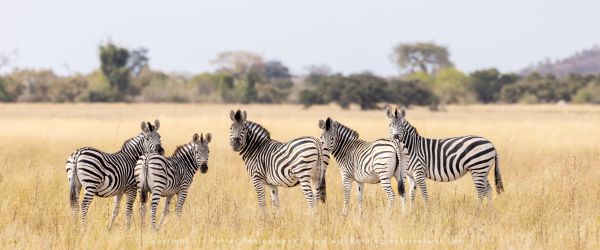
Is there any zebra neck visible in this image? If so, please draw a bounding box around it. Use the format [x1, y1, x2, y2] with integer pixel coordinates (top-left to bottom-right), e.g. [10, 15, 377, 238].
[402, 122, 424, 156]
[239, 122, 272, 160]
[332, 138, 360, 159]
[171, 144, 199, 173]
[116, 134, 144, 159]
[332, 123, 359, 157]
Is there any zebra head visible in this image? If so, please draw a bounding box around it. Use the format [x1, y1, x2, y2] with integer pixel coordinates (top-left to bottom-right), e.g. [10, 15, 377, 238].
[192, 133, 211, 174]
[229, 109, 248, 152]
[318, 117, 339, 152]
[141, 119, 164, 155]
[386, 106, 406, 142]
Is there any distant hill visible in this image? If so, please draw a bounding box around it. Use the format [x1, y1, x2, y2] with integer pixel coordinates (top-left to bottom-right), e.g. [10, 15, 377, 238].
[521, 46, 600, 77]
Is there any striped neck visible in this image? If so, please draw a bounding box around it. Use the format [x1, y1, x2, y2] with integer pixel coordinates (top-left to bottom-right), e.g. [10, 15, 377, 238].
[171, 143, 199, 172]
[401, 120, 423, 156]
[240, 121, 272, 160]
[117, 134, 144, 158]
[331, 122, 359, 157]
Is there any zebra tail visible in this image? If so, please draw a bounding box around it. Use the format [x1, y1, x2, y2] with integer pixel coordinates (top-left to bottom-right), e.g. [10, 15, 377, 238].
[494, 154, 504, 194]
[393, 140, 406, 197]
[140, 158, 150, 204]
[315, 138, 327, 203]
[69, 153, 80, 207]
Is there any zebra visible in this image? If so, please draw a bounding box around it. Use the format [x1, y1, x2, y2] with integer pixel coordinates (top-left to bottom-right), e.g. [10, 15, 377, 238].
[318, 117, 408, 215]
[229, 109, 329, 211]
[66, 120, 163, 229]
[135, 133, 211, 230]
[385, 107, 504, 209]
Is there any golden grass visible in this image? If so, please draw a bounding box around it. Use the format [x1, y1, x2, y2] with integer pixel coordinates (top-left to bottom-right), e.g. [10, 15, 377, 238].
[0, 103, 598, 249]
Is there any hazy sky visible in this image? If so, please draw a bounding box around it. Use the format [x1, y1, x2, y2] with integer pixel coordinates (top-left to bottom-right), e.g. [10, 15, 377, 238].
[1, 0, 599, 76]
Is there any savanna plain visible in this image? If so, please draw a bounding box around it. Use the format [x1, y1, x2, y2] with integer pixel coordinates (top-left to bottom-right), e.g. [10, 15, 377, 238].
[0, 104, 598, 249]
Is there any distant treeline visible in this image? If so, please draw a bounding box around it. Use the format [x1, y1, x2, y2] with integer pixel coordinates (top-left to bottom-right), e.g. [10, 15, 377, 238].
[1, 42, 599, 109]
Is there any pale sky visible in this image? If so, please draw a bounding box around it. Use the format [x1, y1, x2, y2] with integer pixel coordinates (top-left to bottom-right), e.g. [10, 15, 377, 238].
[1, 0, 599, 76]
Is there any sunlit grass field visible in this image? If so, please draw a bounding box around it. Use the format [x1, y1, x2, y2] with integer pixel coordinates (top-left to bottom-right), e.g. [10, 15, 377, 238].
[0, 104, 598, 249]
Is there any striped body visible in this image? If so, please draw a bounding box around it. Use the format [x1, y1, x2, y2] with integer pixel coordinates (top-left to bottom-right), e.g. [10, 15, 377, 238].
[405, 136, 495, 182]
[386, 107, 503, 208]
[67, 142, 141, 196]
[319, 118, 407, 214]
[229, 110, 329, 211]
[66, 121, 162, 229]
[136, 134, 210, 230]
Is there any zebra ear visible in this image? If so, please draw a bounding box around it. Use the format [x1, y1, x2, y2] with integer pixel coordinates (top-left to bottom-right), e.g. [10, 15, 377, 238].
[325, 117, 332, 130]
[386, 106, 394, 118]
[400, 107, 406, 118]
[318, 120, 325, 129]
[205, 133, 212, 143]
[147, 122, 154, 132]
[230, 110, 236, 121]
[154, 119, 160, 131]
[141, 121, 149, 133]
[233, 109, 245, 122]
[193, 133, 200, 142]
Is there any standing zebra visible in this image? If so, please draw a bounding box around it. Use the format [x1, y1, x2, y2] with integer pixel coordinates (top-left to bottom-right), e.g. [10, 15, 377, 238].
[66, 120, 163, 229]
[318, 118, 408, 214]
[385, 107, 504, 208]
[136, 133, 211, 230]
[229, 109, 329, 211]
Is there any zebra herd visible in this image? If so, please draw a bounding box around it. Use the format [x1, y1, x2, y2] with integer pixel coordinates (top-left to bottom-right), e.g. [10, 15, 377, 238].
[65, 107, 504, 230]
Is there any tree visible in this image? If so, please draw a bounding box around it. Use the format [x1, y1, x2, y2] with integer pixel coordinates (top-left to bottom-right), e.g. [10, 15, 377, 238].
[387, 78, 437, 107]
[470, 68, 519, 103]
[127, 48, 149, 77]
[211, 51, 265, 77]
[99, 42, 130, 101]
[0, 49, 17, 72]
[265, 60, 291, 79]
[433, 68, 474, 104]
[391, 42, 453, 75]
[345, 72, 390, 110]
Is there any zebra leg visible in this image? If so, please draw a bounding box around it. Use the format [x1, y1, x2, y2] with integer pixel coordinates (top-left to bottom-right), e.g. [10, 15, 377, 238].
[342, 176, 353, 215]
[107, 193, 123, 231]
[175, 190, 188, 217]
[124, 188, 137, 230]
[80, 187, 97, 226]
[407, 175, 416, 212]
[485, 178, 493, 206]
[299, 178, 315, 212]
[252, 177, 267, 210]
[268, 184, 279, 210]
[150, 192, 161, 230]
[158, 195, 173, 229]
[380, 178, 396, 213]
[356, 182, 364, 214]
[414, 172, 429, 207]
[471, 171, 488, 206]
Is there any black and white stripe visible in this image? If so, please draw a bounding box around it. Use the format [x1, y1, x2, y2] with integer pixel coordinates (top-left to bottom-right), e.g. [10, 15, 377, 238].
[136, 133, 211, 230]
[66, 120, 163, 229]
[318, 118, 408, 214]
[229, 110, 329, 211]
[386, 107, 504, 208]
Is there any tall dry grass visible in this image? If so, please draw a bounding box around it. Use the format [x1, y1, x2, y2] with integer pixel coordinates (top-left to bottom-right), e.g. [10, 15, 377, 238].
[0, 104, 598, 249]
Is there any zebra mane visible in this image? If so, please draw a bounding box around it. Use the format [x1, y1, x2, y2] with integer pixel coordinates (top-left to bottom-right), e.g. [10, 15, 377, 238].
[246, 121, 271, 141]
[119, 134, 144, 154]
[334, 121, 359, 140]
[172, 142, 194, 157]
[403, 119, 419, 136]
